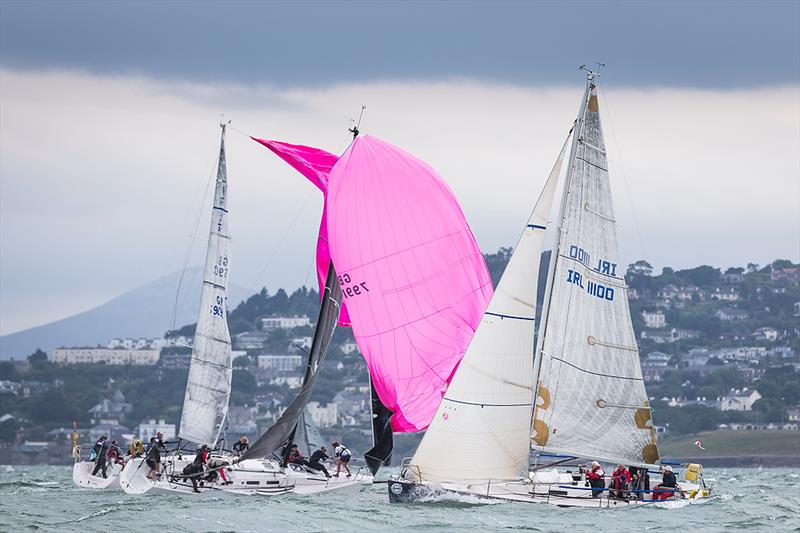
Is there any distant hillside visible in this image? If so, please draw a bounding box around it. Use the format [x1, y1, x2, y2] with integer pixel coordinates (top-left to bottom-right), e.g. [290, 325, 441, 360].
[659, 430, 800, 458]
[0, 268, 253, 360]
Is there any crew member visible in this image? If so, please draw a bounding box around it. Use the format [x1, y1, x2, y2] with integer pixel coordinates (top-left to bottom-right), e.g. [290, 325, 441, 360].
[653, 465, 680, 501]
[610, 464, 631, 499]
[232, 436, 249, 456]
[332, 441, 352, 478]
[584, 461, 606, 497]
[308, 446, 331, 478]
[145, 437, 162, 480]
[183, 444, 209, 493]
[91, 436, 110, 478]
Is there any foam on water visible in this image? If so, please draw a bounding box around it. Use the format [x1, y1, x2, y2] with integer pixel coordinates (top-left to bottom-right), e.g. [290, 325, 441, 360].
[1, 466, 798, 532]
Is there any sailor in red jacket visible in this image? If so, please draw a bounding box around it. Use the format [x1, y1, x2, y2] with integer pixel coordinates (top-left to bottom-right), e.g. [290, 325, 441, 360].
[611, 464, 631, 499]
[584, 461, 606, 498]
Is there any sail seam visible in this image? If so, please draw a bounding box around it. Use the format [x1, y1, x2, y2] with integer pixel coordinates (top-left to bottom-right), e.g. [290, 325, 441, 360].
[485, 312, 535, 322]
[443, 397, 531, 408]
[547, 354, 643, 381]
[526, 224, 547, 230]
[576, 156, 608, 172]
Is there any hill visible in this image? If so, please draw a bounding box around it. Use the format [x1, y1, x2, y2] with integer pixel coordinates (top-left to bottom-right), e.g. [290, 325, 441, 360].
[0, 268, 253, 359]
[659, 430, 800, 458]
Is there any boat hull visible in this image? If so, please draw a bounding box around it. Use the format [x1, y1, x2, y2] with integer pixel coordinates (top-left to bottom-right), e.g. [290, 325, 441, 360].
[72, 461, 122, 489]
[387, 477, 710, 507]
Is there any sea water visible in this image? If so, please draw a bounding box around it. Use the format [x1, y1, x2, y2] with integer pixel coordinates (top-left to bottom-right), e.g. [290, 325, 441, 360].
[1, 465, 798, 532]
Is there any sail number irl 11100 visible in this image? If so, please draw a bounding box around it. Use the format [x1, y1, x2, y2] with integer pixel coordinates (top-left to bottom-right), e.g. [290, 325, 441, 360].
[565, 245, 616, 302]
[338, 273, 370, 299]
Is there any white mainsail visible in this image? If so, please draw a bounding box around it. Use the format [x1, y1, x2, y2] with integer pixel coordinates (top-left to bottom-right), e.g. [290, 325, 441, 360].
[407, 135, 571, 484]
[179, 125, 233, 446]
[531, 78, 659, 466]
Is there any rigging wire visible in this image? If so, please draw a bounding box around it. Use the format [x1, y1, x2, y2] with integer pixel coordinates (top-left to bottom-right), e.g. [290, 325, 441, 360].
[170, 155, 218, 332]
[596, 80, 649, 262]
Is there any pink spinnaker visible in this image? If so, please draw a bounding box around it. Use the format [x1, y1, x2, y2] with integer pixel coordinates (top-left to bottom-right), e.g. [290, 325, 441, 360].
[251, 137, 352, 326]
[254, 135, 492, 432]
[327, 136, 492, 432]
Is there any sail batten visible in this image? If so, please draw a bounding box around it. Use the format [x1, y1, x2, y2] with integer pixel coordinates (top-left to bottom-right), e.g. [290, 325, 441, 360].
[179, 126, 233, 447]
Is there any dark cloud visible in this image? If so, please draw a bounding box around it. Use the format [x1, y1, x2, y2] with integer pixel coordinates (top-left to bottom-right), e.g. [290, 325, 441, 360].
[1, 0, 798, 88]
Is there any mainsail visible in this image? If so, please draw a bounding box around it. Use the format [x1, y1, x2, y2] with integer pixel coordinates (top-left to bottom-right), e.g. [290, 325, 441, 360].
[241, 263, 342, 460]
[179, 125, 233, 446]
[531, 77, 659, 466]
[326, 135, 494, 432]
[407, 133, 571, 484]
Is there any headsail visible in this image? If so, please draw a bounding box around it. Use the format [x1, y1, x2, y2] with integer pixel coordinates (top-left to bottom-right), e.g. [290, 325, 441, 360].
[294, 410, 326, 454]
[326, 135, 494, 432]
[407, 133, 571, 484]
[241, 263, 342, 460]
[250, 138, 352, 326]
[532, 78, 659, 466]
[179, 125, 233, 446]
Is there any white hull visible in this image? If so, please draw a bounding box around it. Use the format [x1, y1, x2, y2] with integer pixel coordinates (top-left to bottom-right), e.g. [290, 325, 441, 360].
[120, 455, 372, 496]
[389, 469, 710, 507]
[72, 460, 122, 489]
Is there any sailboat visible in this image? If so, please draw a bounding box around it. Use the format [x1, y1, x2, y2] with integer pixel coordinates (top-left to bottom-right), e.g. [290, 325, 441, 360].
[120, 123, 234, 495]
[255, 131, 493, 476]
[222, 262, 374, 496]
[387, 69, 711, 507]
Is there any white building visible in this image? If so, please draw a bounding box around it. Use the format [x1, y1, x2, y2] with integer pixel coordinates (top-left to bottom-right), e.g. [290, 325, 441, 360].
[719, 389, 762, 411]
[270, 376, 303, 389]
[751, 327, 779, 342]
[306, 401, 338, 428]
[138, 419, 176, 441]
[340, 341, 360, 355]
[258, 355, 303, 371]
[641, 310, 666, 329]
[260, 316, 312, 331]
[291, 337, 313, 350]
[53, 348, 159, 366]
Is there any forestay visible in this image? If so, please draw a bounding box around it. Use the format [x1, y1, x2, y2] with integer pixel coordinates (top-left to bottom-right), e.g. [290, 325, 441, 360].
[532, 80, 659, 466]
[326, 136, 494, 432]
[250, 138, 352, 326]
[408, 133, 570, 484]
[241, 264, 342, 460]
[179, 126, 233, 446]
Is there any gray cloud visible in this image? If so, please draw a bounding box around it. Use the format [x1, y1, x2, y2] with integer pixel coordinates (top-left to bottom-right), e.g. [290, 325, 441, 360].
[1, 69, 798, 335]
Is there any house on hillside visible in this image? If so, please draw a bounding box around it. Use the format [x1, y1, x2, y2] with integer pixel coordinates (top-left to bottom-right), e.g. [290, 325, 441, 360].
[641, 310, 666, 329]
[234, 331, 268, 350]
[716, 308, 749, 321]
[752, 327, 779, 342]
[260, 316, 312, 331]
[719, 389, 762, 411]
[710, 287, 740, 302]
[721, 272, 745, 284]
[771, 266, 800, 283]
[88, 390, 132, 425]
[138, 419, 175, 441]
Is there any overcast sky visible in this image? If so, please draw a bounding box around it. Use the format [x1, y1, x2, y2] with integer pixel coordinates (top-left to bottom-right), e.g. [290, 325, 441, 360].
[1, 1, 798, 335]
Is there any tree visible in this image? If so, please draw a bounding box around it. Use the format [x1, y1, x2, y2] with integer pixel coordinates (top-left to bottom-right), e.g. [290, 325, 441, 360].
[628, 260, 653, 277]
[725, 267, 744, 275]
[27, 349, 49, 370]
[746, 262, 759, 274]
[233, 355, 252, 368]
[675, 265, 720, 286]
[771, 259, 794, 269]
[0, 362, 15, 380]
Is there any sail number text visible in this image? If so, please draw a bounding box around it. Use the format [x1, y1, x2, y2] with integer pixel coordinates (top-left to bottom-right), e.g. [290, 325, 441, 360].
[213, 256, 229, 278]
[566, 245, 616, 302]
[338, 273, 370, 299]
[210, 295, 226, 317]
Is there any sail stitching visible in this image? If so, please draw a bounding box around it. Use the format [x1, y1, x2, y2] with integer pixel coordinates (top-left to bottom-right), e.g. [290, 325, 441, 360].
[485, 311, 535, 321]
[547, 354, 643, 381]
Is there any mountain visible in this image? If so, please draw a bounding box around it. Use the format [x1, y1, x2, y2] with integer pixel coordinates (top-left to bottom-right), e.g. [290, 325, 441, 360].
[0, 268, 253, 360]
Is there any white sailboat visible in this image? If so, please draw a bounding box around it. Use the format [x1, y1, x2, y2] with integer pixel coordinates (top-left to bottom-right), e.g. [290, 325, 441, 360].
[121, 123, 233, 495]
[388, 69, 710, 507]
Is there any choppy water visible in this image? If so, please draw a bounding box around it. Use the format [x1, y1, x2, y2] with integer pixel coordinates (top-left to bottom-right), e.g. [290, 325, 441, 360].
[0, 465, 798, 532]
